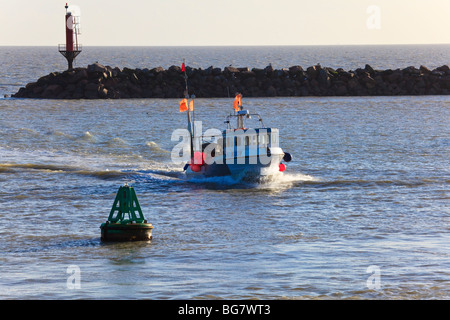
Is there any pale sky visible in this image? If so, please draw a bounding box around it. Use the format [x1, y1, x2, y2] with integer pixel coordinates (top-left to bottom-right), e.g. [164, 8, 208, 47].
[0, 0, 449, 46]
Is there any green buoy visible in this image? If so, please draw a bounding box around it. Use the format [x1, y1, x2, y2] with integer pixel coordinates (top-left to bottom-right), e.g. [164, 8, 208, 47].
[100, 184, 153, 241]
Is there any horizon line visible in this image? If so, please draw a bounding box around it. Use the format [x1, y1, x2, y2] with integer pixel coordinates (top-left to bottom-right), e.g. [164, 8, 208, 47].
[1, 42, 450, 47]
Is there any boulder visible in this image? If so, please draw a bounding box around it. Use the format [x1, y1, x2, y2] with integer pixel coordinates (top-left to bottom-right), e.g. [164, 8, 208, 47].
[335, 85, 348, 96]
[266, 86, 277, 97]
[365, 64, 375, 74]
[361, 74, 377, 89]
[98, 87, 108, 98]
[318, 69, 331, 87]
[224, 66, 240, 74]
[341, 70, 355, 80]
[85, 82, 99, 92]
[289, 65, 303, 75]
[212, 67, 222, 75]
[240, 70, 256, 79]
[87, 62, 108, 73]
[419, 65, 431, 74]
[84, 90, 99, 99]
[347, 78, 361, 90]
[25, 82, 37, 90]
[402, 66, 420, 75]
[42, 84, 63, 98]
[306, 65, 320, 79]
[168, 65, 182, 73]
[387, 70, 403, 82]
[264, 65, 274, 74]
[436, 65, 450, 73]
[32, 86, 44, 95]
[68, 69, 88, 83]
[151, 67, 165, 74]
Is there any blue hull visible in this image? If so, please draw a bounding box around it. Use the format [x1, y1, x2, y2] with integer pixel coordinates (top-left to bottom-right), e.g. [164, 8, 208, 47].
[185, 155, 283, 181]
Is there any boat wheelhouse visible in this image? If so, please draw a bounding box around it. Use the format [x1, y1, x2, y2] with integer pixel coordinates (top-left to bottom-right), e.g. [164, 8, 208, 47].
[182, 94, 291, 181]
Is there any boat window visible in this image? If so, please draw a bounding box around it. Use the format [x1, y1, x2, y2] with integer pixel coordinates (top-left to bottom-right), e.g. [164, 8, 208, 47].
[227, 137, 233, 148]
[258, 134, 267, 146]
[267, 133, 271, 145]
[251, 135, 257, 145]
[272, 134, 277, 146]
[245, 136, 250, 146]
[216, 139, 223, 156]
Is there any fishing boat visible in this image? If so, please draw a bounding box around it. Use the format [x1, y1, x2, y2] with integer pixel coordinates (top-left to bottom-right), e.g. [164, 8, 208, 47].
[180, 93, 292, 182]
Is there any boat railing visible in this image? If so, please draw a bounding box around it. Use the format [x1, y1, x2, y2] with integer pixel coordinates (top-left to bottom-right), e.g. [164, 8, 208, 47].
[225, 113, 265, 129]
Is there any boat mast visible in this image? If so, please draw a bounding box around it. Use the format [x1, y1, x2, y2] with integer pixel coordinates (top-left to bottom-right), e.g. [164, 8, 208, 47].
[182, 60, 194, 158]
[235, 93, 245, 129]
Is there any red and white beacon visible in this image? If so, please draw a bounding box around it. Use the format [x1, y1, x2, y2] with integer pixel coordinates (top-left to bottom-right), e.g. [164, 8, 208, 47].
[58, 3, 82, 70]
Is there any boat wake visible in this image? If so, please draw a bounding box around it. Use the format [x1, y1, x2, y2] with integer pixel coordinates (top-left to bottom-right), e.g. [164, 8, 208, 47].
[254, 171, 320, 190]
[176, 170, 319, 190]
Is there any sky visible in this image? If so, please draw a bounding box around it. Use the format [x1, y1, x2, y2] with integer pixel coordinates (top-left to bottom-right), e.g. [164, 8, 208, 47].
[0, 0, 449, 46]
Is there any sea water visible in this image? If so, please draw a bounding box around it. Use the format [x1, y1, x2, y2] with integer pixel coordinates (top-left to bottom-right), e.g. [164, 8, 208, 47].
[0, 45, 449, 299]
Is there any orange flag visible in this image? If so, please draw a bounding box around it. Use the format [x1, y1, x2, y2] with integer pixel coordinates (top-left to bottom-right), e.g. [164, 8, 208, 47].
[180, 98, 188, 112]
[189, 100, 194, 111]
[233, 94, 242, 111]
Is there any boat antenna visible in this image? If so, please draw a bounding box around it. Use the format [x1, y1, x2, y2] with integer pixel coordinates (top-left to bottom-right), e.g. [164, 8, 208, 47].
[182, 59, 189, 98]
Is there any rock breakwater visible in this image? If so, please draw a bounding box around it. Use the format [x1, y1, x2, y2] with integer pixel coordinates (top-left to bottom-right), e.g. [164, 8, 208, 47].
[12, 63, 450, 99]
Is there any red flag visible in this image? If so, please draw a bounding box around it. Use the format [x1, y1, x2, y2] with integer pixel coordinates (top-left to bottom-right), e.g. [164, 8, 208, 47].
[181, 62, 185, 72]
[189, 100, 194, 111]
[179, 98, 188, 112]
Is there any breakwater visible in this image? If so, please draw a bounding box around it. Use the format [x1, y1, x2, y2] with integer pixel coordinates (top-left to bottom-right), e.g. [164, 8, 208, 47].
[12, 63, 450, 99]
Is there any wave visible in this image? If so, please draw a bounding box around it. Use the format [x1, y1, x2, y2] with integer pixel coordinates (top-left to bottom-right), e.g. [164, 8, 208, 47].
[81, 131, 95, 142]
[294, 177, 439, 189]
[7, 236, 101, 254]
[50, 130, 74, 139]
[272, 172, 319, 184]
[145, 141, 169, 153]
[0, 163, 130, 180]
[19, 127, 40, 135]
[47, 130, 95, 142]
[0, 143, 178, 182]
[11, 128, 97, 145]
[0, 163, 78, 172]
[106, 137, 128, 146]
[131, 165, 186, 182]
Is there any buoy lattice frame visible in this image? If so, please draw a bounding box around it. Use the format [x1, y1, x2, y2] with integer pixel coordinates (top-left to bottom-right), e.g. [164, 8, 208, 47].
[108, 185, 146, 224]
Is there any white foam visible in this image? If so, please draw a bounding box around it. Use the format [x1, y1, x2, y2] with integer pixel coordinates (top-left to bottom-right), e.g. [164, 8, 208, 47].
[145, 141, 170, 154]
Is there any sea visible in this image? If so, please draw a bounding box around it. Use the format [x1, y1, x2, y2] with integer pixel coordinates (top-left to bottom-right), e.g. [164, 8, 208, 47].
[0, 45, 449, 300]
